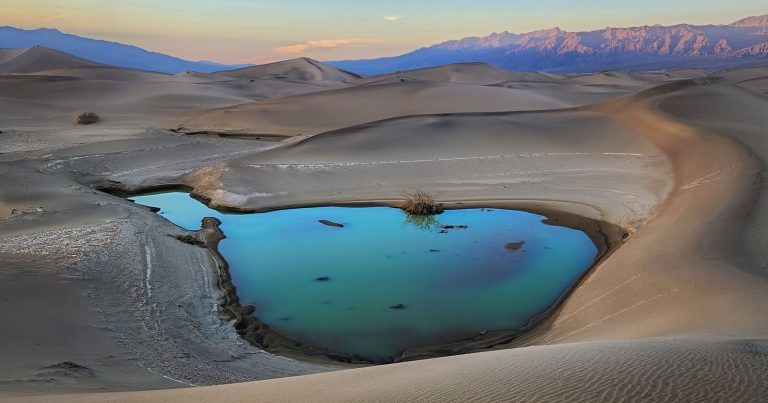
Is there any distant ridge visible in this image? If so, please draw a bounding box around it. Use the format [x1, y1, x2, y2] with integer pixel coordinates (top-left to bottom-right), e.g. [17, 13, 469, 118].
[0, 26, 248, 74]
[729, 15, 768, 27]
[331, 14, 768, 75]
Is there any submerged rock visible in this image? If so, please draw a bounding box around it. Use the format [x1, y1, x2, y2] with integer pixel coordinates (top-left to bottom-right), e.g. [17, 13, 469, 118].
[319, 219, 344, 228]
[9, 206, 46, 217]
[505, 241, 526, 251]
[389, 304, 407, 310]
[45, 361, 94, 377]
[441, 224, 468, 231]
[315, 276, 331, 282]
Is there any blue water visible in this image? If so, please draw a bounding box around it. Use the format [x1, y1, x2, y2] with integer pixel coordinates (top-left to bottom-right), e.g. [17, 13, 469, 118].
[130, 192, 597, 361]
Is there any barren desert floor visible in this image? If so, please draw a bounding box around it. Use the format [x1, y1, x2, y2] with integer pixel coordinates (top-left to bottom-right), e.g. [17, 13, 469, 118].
[1, 48, 768, 401]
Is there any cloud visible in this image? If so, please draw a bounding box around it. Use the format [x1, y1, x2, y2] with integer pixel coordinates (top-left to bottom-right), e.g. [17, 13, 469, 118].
[384, 16, 402, 22]
[272, 39, 381, 55]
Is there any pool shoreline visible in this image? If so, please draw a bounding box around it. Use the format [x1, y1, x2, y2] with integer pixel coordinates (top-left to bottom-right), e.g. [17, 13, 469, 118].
[124, 186, 627, 364]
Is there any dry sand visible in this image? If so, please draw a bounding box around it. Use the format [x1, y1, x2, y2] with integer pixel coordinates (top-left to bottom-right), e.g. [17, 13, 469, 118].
[1, 53, 767, 401]
[9, 339, 768, 403]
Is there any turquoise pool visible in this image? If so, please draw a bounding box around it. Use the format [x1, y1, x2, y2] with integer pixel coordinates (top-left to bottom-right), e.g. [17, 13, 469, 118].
[130, 192, 597, 361]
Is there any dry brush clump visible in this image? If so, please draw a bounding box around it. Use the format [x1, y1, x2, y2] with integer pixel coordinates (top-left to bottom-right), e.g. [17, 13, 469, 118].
[74, 112, 100, 125]
[401, 190, 444, 215]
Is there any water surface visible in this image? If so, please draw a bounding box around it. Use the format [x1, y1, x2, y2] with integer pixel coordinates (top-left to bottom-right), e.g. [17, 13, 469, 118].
[131, 192, 597, 361]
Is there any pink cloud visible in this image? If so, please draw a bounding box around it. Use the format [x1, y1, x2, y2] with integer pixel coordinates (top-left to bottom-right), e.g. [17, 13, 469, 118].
[272, 39, 381, 55]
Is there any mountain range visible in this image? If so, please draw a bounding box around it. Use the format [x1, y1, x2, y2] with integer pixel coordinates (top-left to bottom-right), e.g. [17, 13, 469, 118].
[331, 14, 768, 75]
[2, 14, 768, 76]
[0, 26, 247, 74]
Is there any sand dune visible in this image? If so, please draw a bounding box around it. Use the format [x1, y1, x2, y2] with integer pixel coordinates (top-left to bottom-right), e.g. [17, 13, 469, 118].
[630, 68, 711, 81]
[0, 71, 349, 130]
[560, 70, 654, 87]
[0, 46, 104, 74]
[714, 67, 768, 93]
[10, 339, 767, 402]
[714, 66, 768, 83]
[1, 47, 768, 402]
[352, 62, 561, 86]
[176, 75, 768, 400]
[181, 65, 700, 138]
[27, 66, 172, 82]
[178, 80, 612, 137]
[510, 80, 768, 348]
[217, 57, 359, 82]
[170, 71, 238, 83]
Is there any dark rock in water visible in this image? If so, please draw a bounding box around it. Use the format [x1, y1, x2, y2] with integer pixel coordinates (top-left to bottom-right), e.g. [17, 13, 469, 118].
[429, 249, 440, 252]
[45, 361, 94, 377]
[236, 305, 255, 315]
[148, 206, 161, 213]
[439, 229, 448, 234]
[280, 317, 291, 321]
[389, 304, 406, 310]
[315, 276, 331, 282]
[170, 234, 206, 247]
[441, 224, 468, 230]
[505, 241, 526, 251]
[319, 219, 344, 228]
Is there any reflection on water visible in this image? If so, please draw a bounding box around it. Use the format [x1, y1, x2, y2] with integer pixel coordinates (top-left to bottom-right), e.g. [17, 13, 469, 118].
[403, 213, 441, 231]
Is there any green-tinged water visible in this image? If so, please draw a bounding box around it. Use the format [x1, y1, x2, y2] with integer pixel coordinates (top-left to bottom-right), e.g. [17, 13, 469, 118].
[130, 192, 597, 361]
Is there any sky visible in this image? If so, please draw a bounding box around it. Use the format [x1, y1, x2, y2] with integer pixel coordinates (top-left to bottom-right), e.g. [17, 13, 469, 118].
[2, 0, 766, 64]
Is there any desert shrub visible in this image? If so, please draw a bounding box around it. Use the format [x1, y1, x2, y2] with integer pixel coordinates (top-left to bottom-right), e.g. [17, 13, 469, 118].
[401, 190, 444, 215]
[75, 112, 100, 125]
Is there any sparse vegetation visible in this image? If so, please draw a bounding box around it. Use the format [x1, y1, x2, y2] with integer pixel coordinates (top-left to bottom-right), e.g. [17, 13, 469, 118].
[75, 111, 100, 125]
[401, 190, 444, 215]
